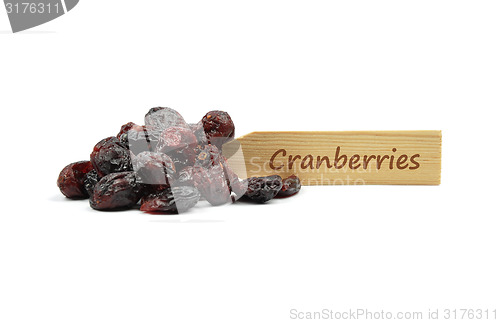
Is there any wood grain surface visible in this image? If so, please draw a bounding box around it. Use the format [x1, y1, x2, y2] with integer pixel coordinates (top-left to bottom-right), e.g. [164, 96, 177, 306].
[222, 131, 441, 185]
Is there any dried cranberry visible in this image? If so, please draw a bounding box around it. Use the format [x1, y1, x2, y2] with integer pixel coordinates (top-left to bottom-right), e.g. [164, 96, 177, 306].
[176, 166, 195, 186]
[122, 125, 162, 153]
[194, 144, 221, 168]
[90, 172, 143, 210]
[277, 175, 301, 197]
[117, 122, 139, 142]
[192, 164, 231, 206]
[144, 107, 189, 130]
[201, 110, 235, 149]
[83, 169, 100, 197]
[156, 127, 197, 153]
[90, 137, 132, 177]
[57, 161, 94, 199]
[189, 122, 209, 146]
[243, 175, 283, 203]
[140, 186, 200, 214]
[132, 151, 175, 185]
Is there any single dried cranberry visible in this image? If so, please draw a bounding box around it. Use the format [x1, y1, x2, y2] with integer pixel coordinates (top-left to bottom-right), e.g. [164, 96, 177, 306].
[144, 107, 189, 130]
[132, 151, 175, 185]
[90, 172, 143, 210]
[90, 137, 132, 177]
[194, 144, 221, 168]
[57, 161, 94, 199]
[140, 186, 200, 214]
[122, 125, 162, 153]
[189, 122, 209, 146]
[83, 169, 100, 197]
[176, 166, 195, 187]
[277, 175, 301, 197]
[192, 164, 232, 206]
[156, 127, 197, 153]
[243, 175, 283, 203]
[117, 122, 139, 142]
[202, 110, 235, 149]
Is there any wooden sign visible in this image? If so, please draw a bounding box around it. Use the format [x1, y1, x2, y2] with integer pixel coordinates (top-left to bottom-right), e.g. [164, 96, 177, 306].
[223, 131, 441, 185]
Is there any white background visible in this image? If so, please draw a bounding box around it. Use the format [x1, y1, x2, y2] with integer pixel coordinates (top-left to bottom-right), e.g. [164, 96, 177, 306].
[1, 1, 499, 322]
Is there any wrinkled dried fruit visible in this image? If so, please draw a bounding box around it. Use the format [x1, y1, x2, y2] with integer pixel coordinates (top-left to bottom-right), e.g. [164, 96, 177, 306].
[83, 169, 100, 197]
[193, 164, 232, 206]
[121, 125, 161, 153]
[244, 175, 283, 203]
[277, 174, 301, 197]
[140, 186, 200, 213]
[156, 127, 197, 153]
[189, 122, 209, 146]
[117, 122, 139, 142]
[145, 107, 189, 130]
[176, 166, 195, 187]
[90, 172, 143, 210]
[202, 110, 235, 149]
[57, 161, 94, 199]
[132, 151, 175, 185]
[156, 127, 197, 170]
[57, 107, 301, 213]
[90, 137, 132, 177]
[194, 144, 221, 168]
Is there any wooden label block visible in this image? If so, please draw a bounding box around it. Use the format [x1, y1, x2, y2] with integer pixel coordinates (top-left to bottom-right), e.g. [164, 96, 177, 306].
[223, 131, 441, 185]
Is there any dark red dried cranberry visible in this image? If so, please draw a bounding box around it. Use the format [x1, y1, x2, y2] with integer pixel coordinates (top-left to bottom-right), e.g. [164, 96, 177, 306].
[90, 172, 143, 210]
[57, 161, 94, 199]
[156, 127, 197, 153]
[201, 110, 235, 149]
[121, 125, 162, 153]
[83, 169, 100, 197]
[176, 166, 195, 186]
[90, 137, 132, 177]
[194, 144, 221, 168]
[277, 175, 301, 197]
[117, 122, 139, 142]
[189, 122, 209, 146]
[144, 107, 189, 130]
[132, 151, 175, 185]
[192, 164, 231, 206]
[140, 186, 200, 214]
[244, 175, 283, 203]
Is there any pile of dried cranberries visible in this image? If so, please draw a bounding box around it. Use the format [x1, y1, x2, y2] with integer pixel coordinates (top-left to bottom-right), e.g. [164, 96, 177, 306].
[57, 108, 301, 213]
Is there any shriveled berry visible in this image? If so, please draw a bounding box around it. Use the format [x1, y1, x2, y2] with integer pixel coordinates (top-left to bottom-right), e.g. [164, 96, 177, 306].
[90, 137, 132, 177]
[140, 186, 200, 214]
[132, 151, 175, 185]
[189, 122, 209, 146]
[122, 125, 161, 153]
[244, 175, 283, 203]
[117, 122, 139, 142]
[176, 166, 195, 186]
[83, 169, 100, 197]
[277, 175, 301, 197]
[202, 110, 235, 149]
[90, 172, 143, 210]
[57, 161, 94, 199]
[156, 127, 197, 170]
[194, 144, 221, 168]
[144, 107, 189, 130]
[156, 127, 197, 154]
[192, 164, 231, 206]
